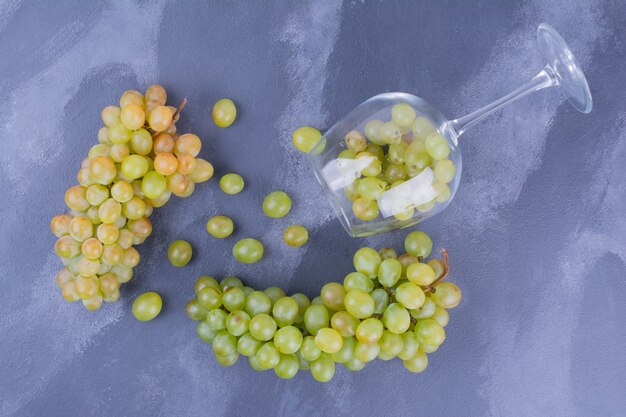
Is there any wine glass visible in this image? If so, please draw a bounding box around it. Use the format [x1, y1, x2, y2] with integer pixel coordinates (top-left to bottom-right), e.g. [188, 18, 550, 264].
[309, 23, 592, 237]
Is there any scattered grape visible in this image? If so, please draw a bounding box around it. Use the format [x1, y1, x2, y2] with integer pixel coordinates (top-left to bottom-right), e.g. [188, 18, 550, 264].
[212, 98, 237, 128]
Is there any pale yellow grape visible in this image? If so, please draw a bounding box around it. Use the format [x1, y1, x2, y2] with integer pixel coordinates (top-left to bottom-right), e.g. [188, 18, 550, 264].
[417, 200, 436, 213]
[357, 177, 387, 200]
[412, 116, 436, 140]
[149, 106, 173, 132]
[433, 181, 451, 203]
[98, 273, 119, 295]
[330, 336, 355, 363]
[144, 100, 162, 116]
[120, 104, 145, 130]
[88, 144, 111, 159]
[388, 142, 408, 164]
[153, 152, 177, 176]
[353, 247, 382, 278]
[343, 271, 373, 292]
[345, 130, 367, 152]
[219, 173, 244, 195]
[77, 255, 100, 276]
[395, 282, 425, 309]
[415, 319, 445, 347]
[403, 350, 428, 373]
[101, 105, 121, 127]
[68, 216, 93, 242]
[121, 247, 140, 268]
[109, 123, 131, 144]
[153, 133, 175, 154]
[354, 341, 380, 363]
[432, 282, 462, 308]
[176, 153, 196, 175]
[355, 152, 382, 177]
[343, 179, 360, 201]
[75, 275, 99, 299]
[61, 280, 80, 302]
[206, 215, 234, 239]
[65, 186, 90, 211]
[384, 163, 407, 183]
[103, 289, 121, 303]
[127, 217, 152, 239]
[311, 353, 335, 382]
[391, 103, 416, 127]
[434, 159, 455, 183]
[344, 289, 374, 319]
[50, 214, 72, 237]
[355, 318, 383, 343]
[379, 331, 404, 357]
[130, 129, 153, 155]
[212, 99, 237, 128]
[55, 235, 80, 258]
[145, 84, 167, 105]
[262, 191, 291, 218]
[303, 304, 329, 336]
[77, 168, 93, 186]
[120, 90, 144, 107]
[175, 133, 202, 157]
[330, 311, 360, 337]
[142, 171, 167, 199]
[364, 119, 385, 145]
[85, 206, 101, 225]
[116, 228, 134, 249]
[55, 268, 75, 287]
[98, 127, 110, 144]
[255, 342, 280, 370]
[109, 180, 132, 203]
[111, 264, 133, 283]
[338, 149, 356, 159]
[283, 225, 308, 247]
[273, 326, 303, 354]
[378, 121, 401, 145]
[81, 238, 103, 259]
[96, 223, 119, 245]
[188, 159, 214, 183]
[83, 294, 103, 310]
[432, 306, 449, 327]
[352, 197, 379, 221]
[99, 198, 122, 224]
[406, 262, 436, 286]
[89, 156, 117, 185]
[175, 180, 195, 198]
[404, 230, 433, 257]
[314, 328, 343, 353]
[121, 155, 148, 180]
[165, 122, 177, 135]
[109, 144, 129, 162]
[425, 132, 450, 160]
[292, 126, 321, 153]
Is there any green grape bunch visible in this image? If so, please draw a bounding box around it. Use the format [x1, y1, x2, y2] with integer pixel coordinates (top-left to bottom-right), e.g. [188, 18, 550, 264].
[186, 230, 461, 381]
[50, 85, 215, 310]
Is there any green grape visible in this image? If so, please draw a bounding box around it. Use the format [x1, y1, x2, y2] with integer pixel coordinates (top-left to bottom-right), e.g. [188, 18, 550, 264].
[377, 258, 402, 287]
[353, 247, 382, 278]
[102, 105, 121, 127]
[355, 318, 383, 343]
[111, 180, 134, 203]
[68, 216, 93, 242]
[330, 311, 360, 337]
[432, 282, 462, 308]
[371, 288, 389, 315]
[320, 282, 345, 311]
[405, 140, 432, 172]
[343, 272, 373, 293]
[403, 350, 428, 373]
[249, 314, 277, 341]
[397, 332, 420, 360]
[50, 214, 72, 238]
[110, 264, 132, 283]
[168, 239, 192, 267]
[197, 320, 218, 343]
[395, 282, 426, 309]
[382, 303, 411, 334]
[299, 335, 322, 362]
[245, 291, 272, 316]
[81, 238, 103, 259]
[343, 179, 360, 202]
[272, 297, 299, 327]
[417, 199, 436, 213]
[212, 98, 237, 128]
[219, 173, 244, 195]
[291, 293, 310, 324]
[222, 287, 246, 311]
[378, 247, 398, 260]
[86, 184, 109, 206]
[273, 326, 303, 354]
[131, 292, 162, 321]
[380, 331, 404, 357]
[185, 299, 209, 320]
[274, 354, 299, 379]
[123, 197, 146, 220]
[206, 309, 228, 331]
[206, 215, 234, 238]
[352, 197, 379, 221]
[344, 357, 365, 372]
[130, 128, 153, 155]
[225, 310, 250, 336]
[338, 149, 357, 159]
[379, 121, 401, 145]
[311, 353, 335, 382]
[233, 238, 264, 263]
[357, 177, 387, 200]
[331, 336, 355, 363]
[283, 225, 309, 247]
[407, 262, 436, 286]
[398, 253, 419, 278]
[433, 181, 451, 203]
[142, 171, 167, 199]
[195, 275, 220, 294]
[356, 151, 382, 177]
[242, 286, 254, 297]
[391, 103, 417, 128]
[434, 159, 455, 184]
[262, 191, 292, 218]
[415, 318, 445, 346]
[292, 126, 322, 153]
[55, 235, 80, 258]
[354, 341, 380, 363]
[75, 275, 99, 299]
[314, 328, 343, 353]
[344, 289, 374, 319]
[215, 351, 239, 367]
[425, 132, 450, 160]
[264, 286, 286, 304]
[221, 276, 243, 291]
[77, 256, 100, 277]
[237, 332, 262, 356]
[421, 342, 439, 353]
[99, 198, 122, 224]
[404, 230, 433, 258]
[248, 354, 264, 371]
[432, 306, 449, 327]
[121, 155, 148, 180]
[384, 163, 407, 183]
[303, 304, 329, 335]
[364, 119, 384, 144]
[255, 342, 280, 369]
[213, 330, 237, 357]
[412, 116, 436, 140]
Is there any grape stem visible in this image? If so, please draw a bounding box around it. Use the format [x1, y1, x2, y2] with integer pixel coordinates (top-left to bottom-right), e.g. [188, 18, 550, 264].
[173, 97, 188, 123]
[423, 249, 449, 293]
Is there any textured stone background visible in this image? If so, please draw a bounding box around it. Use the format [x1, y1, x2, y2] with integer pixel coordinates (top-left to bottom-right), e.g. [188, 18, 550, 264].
[1, 1, 625, 416]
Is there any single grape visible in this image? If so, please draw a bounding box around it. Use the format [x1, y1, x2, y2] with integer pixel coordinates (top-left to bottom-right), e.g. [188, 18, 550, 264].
[330, 311, 360, 337]
[434, 159, 455, 184]
[320, 282, 345, 311]
[98, 273, 119, 295]
[403, 350, 428, 373]
[222, 286, 246, 311]
[194, 276, 219, 295]
[292, 293, 310, 324]
[388, 142, 408, 164]
[220, 276, 244, 291]
[391, 103, 417, 127]
[432, 306, 450, 327]
[357, 177, 387, 200]
[283, 225, 309, 247]
[344, 357, 365, 372]
[99, 198, 122, 224]
[255, 342, 280, 370]
[130, 128, 153, 155]
[397, 332, 420, 361]
[339, 149, 357, 159]
[355, 151, 382, 177]
[141, 171, 167, 199]
[176, 153, 196, 175]
[432, 282, 462, 308]
[343, 272, 373, 293]
[379, 331, 404, 357]
[102, 105, 121, 127]
[168, 240, 192, 267]
[153, 133, 175, 154]
[109, 123, 131, 144]
[262, 191, 292, 218]
[122, 196, 146, 220]
[65, 185, 90, 212]
[55, 235, 80, 258]
[215, 351, 239, 367]
[89, 156, 117, 185]
[353, 247, 382, 278]
[219, 173, 244, 195]
[343, 289, 375, 319]
[166, 172, 190, 195]
[75, 276, 99, 299]
[111, 180, 134, 203]
[274, 354, 300, 379]
[395, 282, 426, 309]
[354, 341, 380, 363]
[148, 106, 173, 132]
[404, 230, 433, 258]
[249, 314, 277, 341]
[198, 287, 222, 310]
[232, 238, 263, 263]
[378, 121, 402, 145]
[120, 90, 144, 107]
[314, 328, 343, 353]
[120, 104, 145, 130]
[311, 353, 335, 382]
[154, 152, 178, 176]
[237, 332, 262, 356]
[121, 155, 149, 180]
[175, 133, 202, 157]
[132, 292, 162, 321]
[377, 258, 402, 287]
[433, 181, 452, 203]
[197, 320, 218, 343]
[244, 290, 272, 315]
[407, 262, 436, 286]
[384, 163, 407, 183]
[370, 288, 389, 315]
[145, 84, 167, 105]
[213, 330, 238, 357]
[225, 310, 250, 336]
[68, 216, 93, 242]
[412, 116, 436, 140]
[414, 318, 445, 346]
[61, 280, 80, 302]
[343, 179, 360, 201]
[212, 98, 237, 128]
[355, 318, 384, 344]
[292, 126, 322, 153]
[364, 119, 384, 145]
[188, 158, 214, 183]
[382, 303, 411, 334]
[82, 294, 103, 310]
[206, 215, 234, 239]
[263, 287, 285, 304]
[425, 132, 450, 160]
[81, 238, 103, 259]
[303, 304, 329, 336]
[331, 336, 355, 363]
[352, 197, 379, 221]
[345, 130, 367, 152]
[272, 297, 299, 327]
[274, 326, 303, 354]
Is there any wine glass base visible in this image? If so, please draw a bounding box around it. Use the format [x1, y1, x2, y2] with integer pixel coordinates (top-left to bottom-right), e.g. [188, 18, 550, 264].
[537, 23, 593, 114]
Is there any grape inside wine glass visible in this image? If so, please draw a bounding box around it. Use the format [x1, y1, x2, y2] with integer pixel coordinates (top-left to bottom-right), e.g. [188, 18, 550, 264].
[309, 23, 592, 237]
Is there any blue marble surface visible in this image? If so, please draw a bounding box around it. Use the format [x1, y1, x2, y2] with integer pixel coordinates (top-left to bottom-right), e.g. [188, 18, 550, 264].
[1, 1, 625, 416]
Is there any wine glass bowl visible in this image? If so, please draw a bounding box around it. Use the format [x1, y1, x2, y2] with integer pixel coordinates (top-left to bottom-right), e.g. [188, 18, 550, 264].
[309, 23, 592, 237]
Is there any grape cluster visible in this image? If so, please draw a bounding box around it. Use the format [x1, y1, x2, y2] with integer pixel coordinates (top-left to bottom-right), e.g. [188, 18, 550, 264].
[186, 230, 461, 381]
[50, 85, 214, 310]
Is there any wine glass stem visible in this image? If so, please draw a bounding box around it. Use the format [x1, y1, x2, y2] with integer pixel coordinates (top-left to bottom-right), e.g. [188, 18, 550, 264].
[449, 67, 556, 138]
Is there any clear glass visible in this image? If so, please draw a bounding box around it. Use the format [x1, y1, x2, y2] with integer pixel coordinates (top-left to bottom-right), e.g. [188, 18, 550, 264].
[310, 23, 592, 237]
